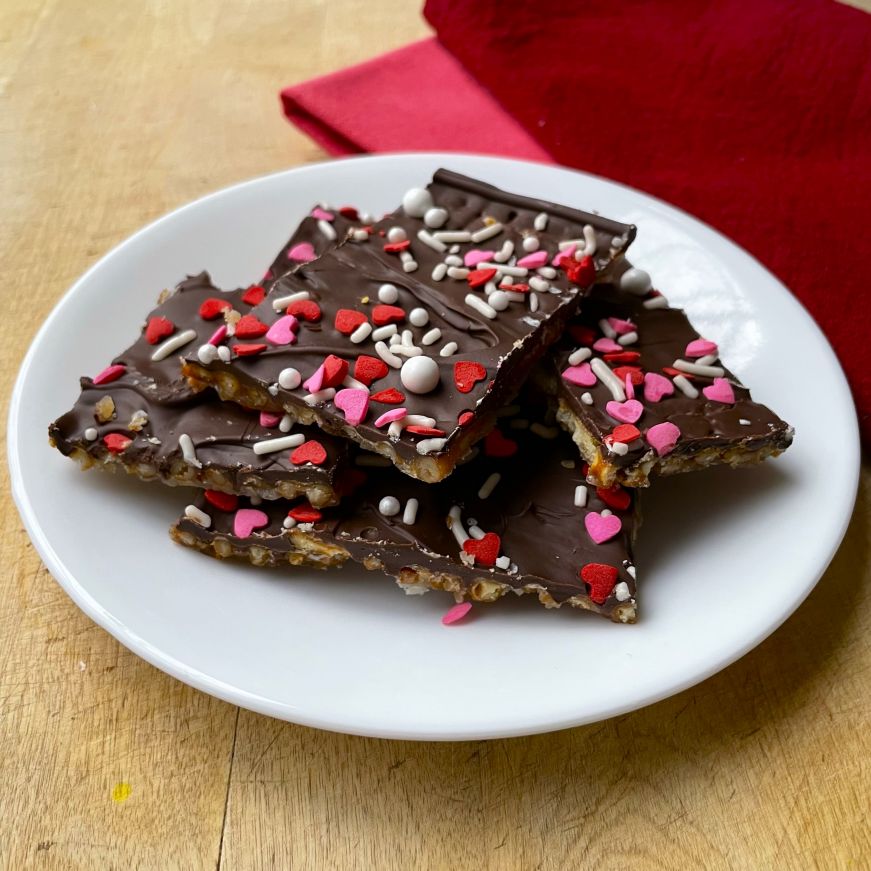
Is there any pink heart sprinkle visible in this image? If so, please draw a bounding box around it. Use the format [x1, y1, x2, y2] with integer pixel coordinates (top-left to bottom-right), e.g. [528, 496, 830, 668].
[208, 325, 228, 346]
[624, 374, 635, 400]
[266, 314, 299, 346]
[374, 407, 407, 428]
[303, 362, 326, 393]
[464, 249, 494, 268]
[561, 362, 596, 387]
[552, 245, 576, 266]
[233, 508, 269, 538]
[311, 207, 334, 221]
[584, 511, 623, 544]
[442, 602, 473, 626]
[686, 338, 718, 358]
[259, 411, 281, 428]
[647, 421, 681, 456]
[702, 377, 736, 404]
[607, 317, 636, 336]
[517, 250, 548, 268]
[643, 372, 675, 403]
[287, 242, 316, 262]
[605, 399, 644, 424]
[593, 337, 622, 353]
[334, 388, 369, 426]
[92, 364, 126, 385]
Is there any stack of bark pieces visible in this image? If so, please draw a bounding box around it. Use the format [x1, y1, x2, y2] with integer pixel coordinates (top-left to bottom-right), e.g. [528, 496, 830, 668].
[49, 170, 793, 623]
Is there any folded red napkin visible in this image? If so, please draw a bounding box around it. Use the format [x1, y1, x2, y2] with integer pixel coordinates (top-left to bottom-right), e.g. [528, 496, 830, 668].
[281, 2, 870, 442]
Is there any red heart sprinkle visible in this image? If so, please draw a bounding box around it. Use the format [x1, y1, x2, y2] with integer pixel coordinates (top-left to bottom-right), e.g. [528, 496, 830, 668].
[372, 305, 406, 326]
[290, 440, 327, 466]
[234, 314, 269, 339]
[562, 254, 596, 286]
[354, 355, 389, 386]
[580, 563, 619, 604]
[612, 365, 644, 386]
[145, 316, 175, 345]
[371, 388, 405, 404]
[596, 485, 631, 511]
[462, 532, 501, 567]
[662, 366, 692, 379]
[103, 433, 132, 454]
[611, 424, 641, 444]
[568, 325, 597, 346]
[288, 504, 323, 523]
[339, 206, 359, 220]
[287, 299, 322, 322]
[501, 282, 529, 292]
[467, 268, 497, 288]
[453, 361, 487, 393]
[321, 354, 349, 388]
[458, 411, 475, 427]
[604, 351, 641, 364]
[204, 490, 239, 512]
[233, 343, 267, 357]
[405, 426, 446, 437]
[383, 240, 410, 253]
[199, 298, 232, 320]
[334, 308, 367, 335]
[484, 429, 518, 458]
[241, 285, 266, 306]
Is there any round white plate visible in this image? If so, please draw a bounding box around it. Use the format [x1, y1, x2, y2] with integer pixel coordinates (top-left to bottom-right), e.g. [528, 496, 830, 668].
[9, 154, 859, 740]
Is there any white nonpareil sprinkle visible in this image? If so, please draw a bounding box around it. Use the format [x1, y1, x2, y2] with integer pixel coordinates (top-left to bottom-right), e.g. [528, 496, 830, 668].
[423, 207, 448, 228]
[465, 294, 497, 320]
[402, 188, 433, 217]
[378, 496, 401, 517]
[318, 219, 337, 241]
[488, 290, 509, 311]
[278, 367, 302, 389]
[581, 392, 594, 405]
[416, 437, 447, 455]
[217, 345, 232, 362]
[409, 307, 429, 327]
[618, 331, 639, 346]
[739, 418, 752, 425]
[303, 387, 336, 405]
[421, 327, 442, 346]
[620, 267, 652, 295]
[467, 525, 486, 540]
[529, 276, 550, 292]
[83, 427, 98, 441]
[431, 263, 448, 281]
[350, 321, 373, 344]
[614, 582, 631, 602]
[643, 294, 669, 309]
[433, 231, 472, 243]
[470, 222, 503, 242]
[439, 341, 458, 357]
[601, 509, 612, 517]
[252, 433, 305, 455]
[448, 505, 469, 545]
[522, 235, 540, 252]
[591, 358, 626, 401]
[375, 341, 402, 369]
[151, 329, 196, 362]
[402, 498, 419, 525]
[608, 440, 630, 456]
[279, 414, 293, 433]
[478, 472, 501, 499]
[184, 505, 211, 528]
[447, 266, 470, 280]
[673, 359, 725, 378]
[531, 423, 559, 439]
[568, 347, 592, 366]
[599, 318, 617, 339]
[178, 433, 202, 468]
[197, 343, 218, 365]
[387, 226, 407, 243]
[378, 283, 399, 304]
[534, 212, 548, 231]
[673, 374, 699, 398]
[372, 324, 397, 341]
[417, 230, 447, 252]
[272, 290, 309, 311]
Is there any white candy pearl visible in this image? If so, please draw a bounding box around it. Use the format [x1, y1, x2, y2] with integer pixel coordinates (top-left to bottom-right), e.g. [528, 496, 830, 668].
[378, 283, 399, 304]
[278, 367, 301, 389]
[378, 496, 401, 517]
[487, 290, 509, 311]
[409, 307, 429, 327]
[620, 267, 652, 295]
[402, 187, 433, 218]
[387, 226, 407, 243]
[400, 356, 440, 394]
[423, 207, 448, 228]
[522, 235, 540, 252]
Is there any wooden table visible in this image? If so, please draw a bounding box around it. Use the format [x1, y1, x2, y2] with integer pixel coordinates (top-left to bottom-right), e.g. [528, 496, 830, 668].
[2, 2, 868, 867]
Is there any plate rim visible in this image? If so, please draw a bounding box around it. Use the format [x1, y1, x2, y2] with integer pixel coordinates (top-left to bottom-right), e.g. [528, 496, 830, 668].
[7, 152, 861, 740]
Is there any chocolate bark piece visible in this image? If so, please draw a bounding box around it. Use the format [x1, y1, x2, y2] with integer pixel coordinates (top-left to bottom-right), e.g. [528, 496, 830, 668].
[182, 169, 636, 483]
[171, 406, 640, 623]
[542, 281, 794, 487]
[49, 273, 348, 506]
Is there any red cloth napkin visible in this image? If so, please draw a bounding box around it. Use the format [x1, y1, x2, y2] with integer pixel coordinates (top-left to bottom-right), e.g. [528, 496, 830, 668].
[281, 3, 870, 441]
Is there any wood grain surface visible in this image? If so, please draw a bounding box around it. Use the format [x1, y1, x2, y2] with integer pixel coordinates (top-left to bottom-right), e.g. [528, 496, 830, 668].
[1, 2, 868, 868]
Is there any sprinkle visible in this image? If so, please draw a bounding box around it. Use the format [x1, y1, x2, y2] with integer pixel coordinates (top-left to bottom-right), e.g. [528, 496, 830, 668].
[370, 388, 405, 404]
[290, 439, 327, 465]
[696, 354, 718, 367]
[252, 433, 306, 455]
[531, 423, 559, 439]
[447, 266, 470, 280]
[421, 327, 442, 346]
[402, 498, 419, 525]
[352, 229, 369, 241]
[471, 222, 503, 242]
[562, 362, 596, 387]
[529, 293, 539, 312]
[643, 294, 669, 309]
[488, 291, 509, 311]
[580, 563, 619, 604]
[505, 291, 526, 303]
[102, 433, 130, 453]
[275, 367, 301, 390]
[646, 421, 681, 456]
[282, 517, 296, 529]
[432, 263, 448, 281]
[334, 388, 370, 425]
[605, 399, 644, 424]
[400, 356, 440, 393]
[465, 294, 497, 319]
[372, 304, 406, 326]
[234, 314, 269, 339]
[585, 511, 622, 544]
[318, 219, 337, 240]
[608, 441, 630, 456]
[537, 266, 557, 279]
[150, 329, 196, 361]
[271, 291, 310, 311]
[179, 433, 201, 468]
[83, 427, 98, 441]
[673, 359, 726, 378]
[208, 325, 228, 346]
[387, 226, 407, 244]
[467, 525, 486, 540]
[287, 242, 317, 262]
[686, 338, 718, 358]
[344, 320, 370, 344]
[232, 507, 269, 538]
[199, 298, 232, 320]
[217, 345, 231, 362]
[581, 392, 593, 405]
[408, 307, 429, 328]
[378, 496, 401, 517]
[478, 472, 501, 499]
[534, 212, 548, 230]
[267, 384, 279, 396]
[517, 250, 549, 269]
[614, 582, 631, 602]
[522, 235, 540, 252]
[424, 207, 448, 228]
[702, 377, 736, 404]
[372, 324, 397, 341]
[593, 337, 622, 353]
[93, 364, 126, 385]
[265, 316, 299, 346]
[617, 331, 638, 348]
[145, 316, 175, 345]
[259, 411, 281, 428]
[303, 388, 336, 405]
[568, 347, 592, 366]
[590, 358, 626, 401]
[673, 374, 699, 398]
[287, 299, 322, 323]
[620, 268, 652, 295]
[581, 224, 598, 257]
[402, 187, 433, 217]
[416, 437, 447, 455]
[574, 485, 588, 507]
[481, 262, 526, 277]
[279, 415, 293, 432]
[439, 342, 458, 357]
[375, 341, 402, 369]
[417, 229, 447, 252]
[354, 355, 389, 385]
[462, 531, 501, 566]
[184, 505, 211, 528]
[494, 240, 515, 262]
[374, 407, 407, 428]
[739, 418, 752, 425]
[400, 252, 418, 272]
[442, 602, 472, 626]
[454, 361, 487, 393]
[448, 506, 469, 545]
[434, 231, 472, 243]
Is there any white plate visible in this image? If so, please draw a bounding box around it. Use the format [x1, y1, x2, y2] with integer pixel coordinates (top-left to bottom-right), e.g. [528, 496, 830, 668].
[8, 154, 860, 740]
